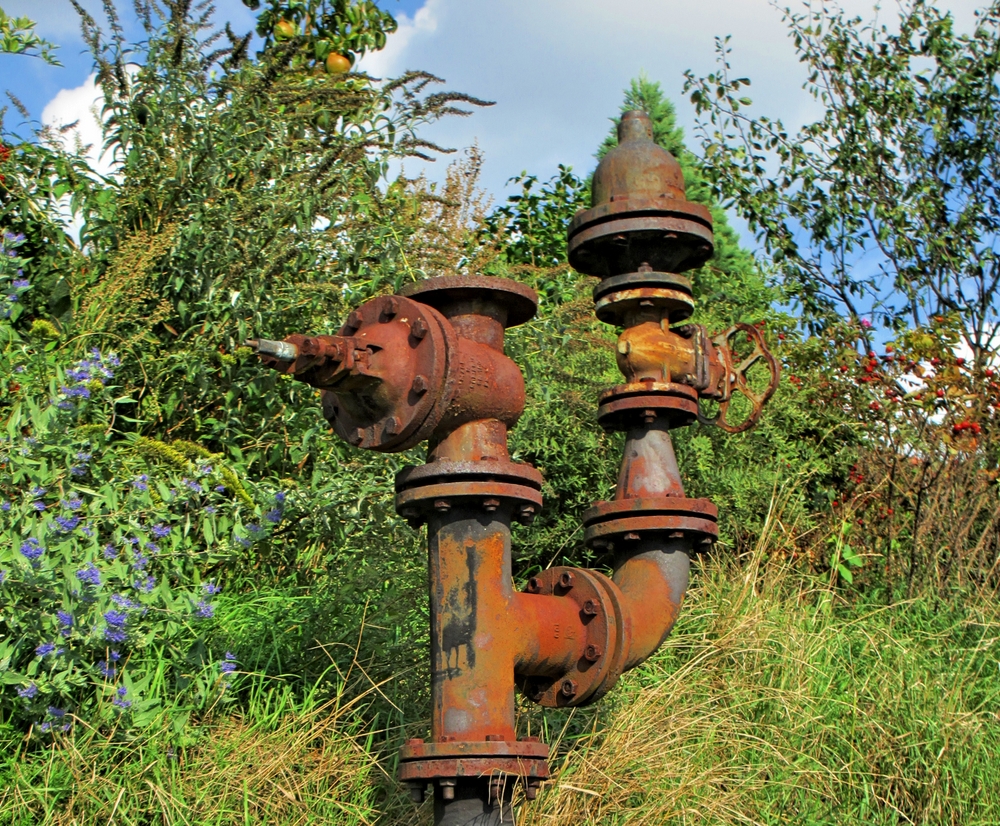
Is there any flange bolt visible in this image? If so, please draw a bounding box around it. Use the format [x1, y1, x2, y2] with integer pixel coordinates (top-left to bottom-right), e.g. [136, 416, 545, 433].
[560, 679, 578, 698]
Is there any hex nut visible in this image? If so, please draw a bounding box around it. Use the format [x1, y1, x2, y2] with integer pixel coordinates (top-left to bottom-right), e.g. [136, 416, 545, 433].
[433, 499, 451, 513]
[527, 577, 542, 594]
[558, 571, 574, 590]
[582, 599, 598, 616]
[410, 317, 428, 340]
[411, 374, 428, 394]
[384, 416, 402, 436]
[560, 679, 578, 697]
[584, 644, 602, 662]
[483, 498, 500, 512]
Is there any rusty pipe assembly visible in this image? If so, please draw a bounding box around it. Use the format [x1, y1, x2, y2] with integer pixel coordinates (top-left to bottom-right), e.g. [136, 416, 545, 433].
[248, 110, 779, 825]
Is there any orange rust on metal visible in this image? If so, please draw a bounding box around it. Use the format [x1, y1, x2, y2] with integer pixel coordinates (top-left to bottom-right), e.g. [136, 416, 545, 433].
[247, 110, 780, 824]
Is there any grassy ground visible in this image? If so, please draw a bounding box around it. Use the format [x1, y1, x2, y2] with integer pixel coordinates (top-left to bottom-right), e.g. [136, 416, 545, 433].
[2, 547, 999, 825]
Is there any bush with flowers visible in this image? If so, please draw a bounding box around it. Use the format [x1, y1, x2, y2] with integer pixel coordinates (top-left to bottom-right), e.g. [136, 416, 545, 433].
[0, 231, 294, 733]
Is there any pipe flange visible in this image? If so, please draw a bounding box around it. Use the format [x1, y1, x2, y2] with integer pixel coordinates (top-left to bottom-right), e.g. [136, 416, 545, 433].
[597, 382, 699, 431]
[398, 738, 549, 787]
[517, 567, 626, 708]
[320, 295, 455, 452]
[567, 199, 714, 278]
[593, 271, 694, 326]
[402, 275, 538, 328]
[582, 496, 718, 551]
[395, 460, 544, 526]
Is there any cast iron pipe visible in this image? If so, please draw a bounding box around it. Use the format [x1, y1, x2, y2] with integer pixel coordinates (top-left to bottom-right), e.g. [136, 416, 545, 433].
[247, 110, 779, 826]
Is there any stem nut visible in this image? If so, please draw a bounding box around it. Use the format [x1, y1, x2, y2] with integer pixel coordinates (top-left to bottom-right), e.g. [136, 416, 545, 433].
[483, 498, 500, 512]
[434, 499, 451, 513]
[584, 644, 602, 662]
[582, 599, 598, 616]
[558, 571, 574, 590]
[439, 779, 456, 801]
[560, 679, 578, 698]
[411, 374, 428, 394]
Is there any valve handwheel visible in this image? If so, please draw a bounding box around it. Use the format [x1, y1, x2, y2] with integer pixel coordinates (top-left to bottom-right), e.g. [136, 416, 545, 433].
[698, 323, 781, 434]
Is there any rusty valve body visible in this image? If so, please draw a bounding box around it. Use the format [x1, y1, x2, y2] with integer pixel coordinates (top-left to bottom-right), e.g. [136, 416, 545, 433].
[249, 110, 778, 826]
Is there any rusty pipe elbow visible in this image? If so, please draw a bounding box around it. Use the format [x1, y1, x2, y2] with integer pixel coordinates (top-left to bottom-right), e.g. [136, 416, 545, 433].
[612, 539, 690, 671]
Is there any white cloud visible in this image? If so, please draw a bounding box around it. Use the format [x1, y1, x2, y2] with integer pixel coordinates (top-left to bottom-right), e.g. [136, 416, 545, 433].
[40, 72, 111, 176]
[359, 0, 443, 79]
[349, 0, 989, 216]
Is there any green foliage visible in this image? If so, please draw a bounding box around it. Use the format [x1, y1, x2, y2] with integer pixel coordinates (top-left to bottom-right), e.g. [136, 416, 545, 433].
[684, 1, 1000, 355]
[0, 9, 60, 65]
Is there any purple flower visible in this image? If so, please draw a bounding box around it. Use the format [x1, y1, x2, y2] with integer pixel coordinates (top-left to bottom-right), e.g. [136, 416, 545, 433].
[62, 384, 91, 399]
[20, 538, 43, 561]
[39, 721, 52, 732]
[81, 525, 93, 537]
[32, 500, 46, 511]
[275, 492, 286, 505]
[133, 575, 155, 593]
[62, 497, 83, 511]
[182, 478, 204, 493]
[47, 706, 65, 718]
[203, 582, 221, 595]
[113, 686, 131, 709]
[132, 475, 149, 492]
[214, 485, 226, 493]
[17, 682, 38, 699]
[220, 652, 237, 674]
[70, 465, 87, 476]
[76, 563, 101, 587]
[57, 610, 73, 630]
[860, 318, 872, 329]
[11, 278, 29, 289]
[98, 660, 116, 678]
[151, 524, 171, 539]
[103, 544, 118, 560]
[31, 487, 46, 497]
[104, 610, 128, 628]
[234, 535, 251, 548]
[1, 500, 10, 511]
[110, 651, 121, 661]
[55, 515, 81, 532]
[0, 570, 6, 585]
[204, 505, 217, 514]
[264, 508, 282, 524]
[104, 627, 127, 643]
[145, 542, 159, 553]
[131, 550, 149, 570]
[111, 594, 138, 609]
[195, 601, 215, 619]
[35, 642, 56, 657]
[76, 452, 93, 462]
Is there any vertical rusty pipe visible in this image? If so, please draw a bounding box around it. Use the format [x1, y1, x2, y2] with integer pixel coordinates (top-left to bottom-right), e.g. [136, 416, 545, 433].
[428, 507, 516, 742]
[427, 506, 514, 825]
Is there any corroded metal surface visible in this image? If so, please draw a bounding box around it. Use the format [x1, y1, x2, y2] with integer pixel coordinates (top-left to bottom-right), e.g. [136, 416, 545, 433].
[248, 110, 780, 825]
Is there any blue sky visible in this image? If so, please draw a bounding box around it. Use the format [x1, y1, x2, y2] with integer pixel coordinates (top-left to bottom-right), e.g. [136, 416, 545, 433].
[0, 0, 989, 236]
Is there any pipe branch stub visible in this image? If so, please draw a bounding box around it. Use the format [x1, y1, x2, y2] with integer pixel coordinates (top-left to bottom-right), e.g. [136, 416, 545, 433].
[518, 567, 627, 708]
[583, 496, 718, 551]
